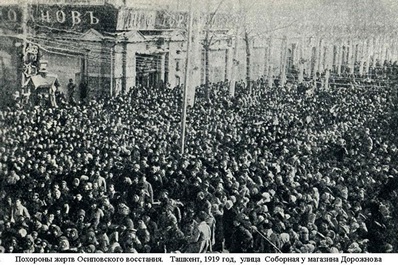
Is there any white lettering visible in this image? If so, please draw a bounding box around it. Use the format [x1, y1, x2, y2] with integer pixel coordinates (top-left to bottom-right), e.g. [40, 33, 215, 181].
[71, 10, 81, 25]
[87, 11, 99, 24]
[40, 10, 51, 23]
[7, 9, 17, 22]
[56, 10, 66, 23]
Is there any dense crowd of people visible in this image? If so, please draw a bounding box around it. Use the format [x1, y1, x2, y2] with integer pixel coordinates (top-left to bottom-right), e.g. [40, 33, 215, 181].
[1, 66, 398, 253]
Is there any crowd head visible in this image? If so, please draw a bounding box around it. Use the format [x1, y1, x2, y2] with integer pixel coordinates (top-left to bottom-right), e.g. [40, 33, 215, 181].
[1, 63, 398, 253]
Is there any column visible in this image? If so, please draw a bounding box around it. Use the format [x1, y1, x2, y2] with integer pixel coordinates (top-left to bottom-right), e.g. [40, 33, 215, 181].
[125, 43, 136, 93]
[268, 64, 273, 87]
[372, 36, 378, 68]
[317, 38, 323, 74]
[265, 36, 274, 86]
[280, 36, 287, 86]
[379, 35, 386, 64]
[298, 36, 304, 83]
[263, 45, 268, 77]
[265, 36, 273, 82]
[365, 38, 371, 76]
[322, 44, 328, 72]
[225, 46, 233, 81]
[113, 43, 124, 96]
[390, 37, 397, 62]
[359, 39, 365, 77]
[337, 40, 342, 76]
[349, 39, 355, 75]
[160, 53, 166, 83]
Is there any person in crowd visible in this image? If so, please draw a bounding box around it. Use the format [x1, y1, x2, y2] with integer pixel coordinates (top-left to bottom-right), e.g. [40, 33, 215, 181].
[67, 79, 76, 105]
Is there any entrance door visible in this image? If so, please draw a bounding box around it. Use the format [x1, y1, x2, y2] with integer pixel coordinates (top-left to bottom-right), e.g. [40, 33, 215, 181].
[136, 54, 161, 89]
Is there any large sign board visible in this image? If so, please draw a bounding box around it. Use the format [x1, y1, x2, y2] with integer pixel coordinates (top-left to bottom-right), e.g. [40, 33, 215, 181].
[117, 9, 235, 31]
[1, 5, 235, 33]
[0, 4, 117, 33]
[36, 0, 106, 5]
[155, 10, 188, 30]
[29, 5, 118, 32]
[117, 9, 157, 31]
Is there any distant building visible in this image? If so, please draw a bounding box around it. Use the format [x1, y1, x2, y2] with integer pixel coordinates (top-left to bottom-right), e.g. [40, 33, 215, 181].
[0, 0, 255, 103]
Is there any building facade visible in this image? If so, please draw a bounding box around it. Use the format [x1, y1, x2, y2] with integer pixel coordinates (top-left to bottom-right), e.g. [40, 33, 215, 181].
[0, 1, 250, 104]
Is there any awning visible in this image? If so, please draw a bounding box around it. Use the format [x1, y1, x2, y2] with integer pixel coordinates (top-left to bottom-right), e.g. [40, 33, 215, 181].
[29, 74, 60, 89]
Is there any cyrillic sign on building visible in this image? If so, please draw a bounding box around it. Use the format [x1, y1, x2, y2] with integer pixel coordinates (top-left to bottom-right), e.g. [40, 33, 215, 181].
[0, 5, 22, 32]
[30, 5, 118, 32]
[1, 4, 235, 33]
[117, 9, 235, 31]
[0, 4, 117, 33]
[36, 0, 106, 6]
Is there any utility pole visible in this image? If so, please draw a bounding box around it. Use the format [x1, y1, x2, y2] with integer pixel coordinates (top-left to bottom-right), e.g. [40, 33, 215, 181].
[21, 0, 29, 87]
[110, 47, 114, 97]
[229, 21, 240, 98]
[180, 0, 194, 155]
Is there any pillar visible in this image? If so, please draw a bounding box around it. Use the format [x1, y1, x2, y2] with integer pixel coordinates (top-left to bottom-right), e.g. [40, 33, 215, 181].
[336, 40, 342, 76]
[160, 53, 166, 83]
[298, 36, 304, 83]
[317, 38, 323, 74]
[113, 43, 124, 96]
[125, 43, 136, 93]
[225, 46, 233, 82]
[349, 39, 355, 75]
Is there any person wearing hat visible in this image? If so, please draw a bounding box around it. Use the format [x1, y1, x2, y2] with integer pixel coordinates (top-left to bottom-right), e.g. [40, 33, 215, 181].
[119, 220, 142, 253]
[47, 224, 63, 248]
[73, 208, 88, 232]
[11, 198, 30, 224]
[58, 236, 76, 253]
[82, 228, 98, 249]
[162, 215, 185, 253]
[347, 242, 362, 253]
[28, 193, 46, 215]
[187, 211, 211, 253]
[136, 220, 151, 247]
[96, 224, 110, 253]
[67, 79, 76, 105]
[230, 215, 253, 253]
[66, 227, 81, 251]
[88, 201, 104, 231]
[223, 200, 237, 251]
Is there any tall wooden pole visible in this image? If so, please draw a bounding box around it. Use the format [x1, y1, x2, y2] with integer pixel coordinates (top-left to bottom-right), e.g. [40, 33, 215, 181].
[365, 37, 371, 76]
[229, 26, 239, 98]
[280, 36, 287, 87]
[267, 35, 274, 86]
[22, 0, 29, 87]
[229, 1, 240, 98]
[110, 47, 114, 97]
[180, 0, 194, 155]
[337, 40, 342, 76]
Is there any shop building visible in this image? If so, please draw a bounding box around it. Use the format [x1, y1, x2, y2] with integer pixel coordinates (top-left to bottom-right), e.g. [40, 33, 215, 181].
[0, 1, 251, 103]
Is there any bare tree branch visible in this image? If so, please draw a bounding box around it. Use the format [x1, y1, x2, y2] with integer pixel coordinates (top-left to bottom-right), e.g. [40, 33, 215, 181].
[249, 19, 298, 39]
[206, 0, 227, 27]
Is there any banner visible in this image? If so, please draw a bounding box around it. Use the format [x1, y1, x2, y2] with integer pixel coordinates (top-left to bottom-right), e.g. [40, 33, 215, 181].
[1, 253, 393, 265]
[23, 42, 41, 77]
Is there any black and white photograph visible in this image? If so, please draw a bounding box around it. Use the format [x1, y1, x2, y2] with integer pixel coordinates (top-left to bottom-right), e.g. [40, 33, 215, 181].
[0, 0, 398, 257]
